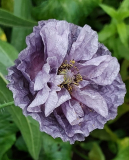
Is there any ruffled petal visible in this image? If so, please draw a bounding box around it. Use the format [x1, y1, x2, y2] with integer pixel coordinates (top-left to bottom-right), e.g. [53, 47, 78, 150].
[45, 90, 58, 117]
[70, 99, 84, 117]
[78, 55, 120, 85]
[40, 21, 70, 67]
[62, 101, 83, 126]
[72, 87, 108, 118]
[69, 25, 98, 61]
[56, 88, 71, 107]
[27, 85, 50, 110]
[34, 63, 50, 91]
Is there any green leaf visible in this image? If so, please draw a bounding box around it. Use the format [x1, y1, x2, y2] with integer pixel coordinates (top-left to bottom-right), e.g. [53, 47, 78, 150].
[0, 62, 8, 75]
[116, 22, 128, 47]
[117, 104, 129, 121]
[104, 126, 119, 142]
[91, 129, 111, 141]
[1, 0, 14, 12]
[125, 81, 129, 102]
[39, 133, 72, 160]
[80, 141, 99, 151]
[112, 138, 129, 160]
[10, 106, 42, 160]
[0, 134, 16, 160]
[108, 141, 118, 154]
[88, 143, 105, 160]
[107, 36, 129, 60]
[0, 76, 42, 160]
[120, 60, 129, 80]
[32, 0, 45, 6]
[0, 9, 37, 27]
[99, 4, 117, 18]
[15, 136, 28, 152]
[115, 38, 129, 60]
[117, 11, 129, 21]
[32, 0, 101, 25]
[118, 0, 129, 12]
[98, 23, 116, 42]
[0, 107, 18, 159]
[0, 40, 18, 69]
[0, 111, 18, 137]
[11, 0, 33, 52]
[2, 154, 10, 160]
[0, 76, 13, 104]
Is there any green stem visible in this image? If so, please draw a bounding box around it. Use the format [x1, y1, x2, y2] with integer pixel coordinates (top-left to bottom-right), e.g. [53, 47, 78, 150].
[0, 101, 14, 109]
[104, 125, 119, 142]
[73, 148, 90, 160]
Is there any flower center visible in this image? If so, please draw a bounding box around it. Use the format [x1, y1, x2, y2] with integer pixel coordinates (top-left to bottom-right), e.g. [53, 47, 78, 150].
[58, 60, 82, 92]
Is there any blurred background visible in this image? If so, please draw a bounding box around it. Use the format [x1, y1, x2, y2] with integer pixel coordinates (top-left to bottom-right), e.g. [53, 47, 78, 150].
[0, 0, 129, 160]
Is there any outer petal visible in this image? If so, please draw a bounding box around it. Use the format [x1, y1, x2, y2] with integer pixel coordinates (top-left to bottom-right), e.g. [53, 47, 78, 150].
[17, 24, 45, 81]
[97, 74, 126, 120]
[40, 21, 70, 67]
[78, 55, 120, 85]
[72, 87, 108, 118]
[69, 25, 98, 61]
[7, 66, 31, 109]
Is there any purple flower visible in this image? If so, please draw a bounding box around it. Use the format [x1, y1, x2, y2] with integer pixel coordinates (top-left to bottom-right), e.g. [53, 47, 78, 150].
[7, 20, 126, 144]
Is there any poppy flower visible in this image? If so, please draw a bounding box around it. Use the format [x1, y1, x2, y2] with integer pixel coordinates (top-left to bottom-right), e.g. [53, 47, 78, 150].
[7, 20, 126, 144]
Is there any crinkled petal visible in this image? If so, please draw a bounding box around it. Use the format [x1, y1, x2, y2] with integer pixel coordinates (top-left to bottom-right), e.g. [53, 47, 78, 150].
[45, 90, 58, 117]
[78, 55, 120, 85]
[40, 21, 70, 67]
[62, 101, 83, 126]
[70, 99, 84, 117]
[51, 75, 64, 86]
[34, 63, 50, 91]
[69, 25, 98, 61]
[47, 56, 59, 74]
[56, 88, 71, 107]
[72, 87, 108, 118]
[27, 85, 50, 110]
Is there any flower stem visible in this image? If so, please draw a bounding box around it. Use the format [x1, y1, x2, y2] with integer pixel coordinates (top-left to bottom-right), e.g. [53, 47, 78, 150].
[0, 101, 14, 109]
[104, 125, 119, 142]
[73, 148, 90, 160]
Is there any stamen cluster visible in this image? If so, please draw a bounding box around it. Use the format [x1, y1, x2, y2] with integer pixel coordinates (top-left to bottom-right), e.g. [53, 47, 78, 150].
[58, 60, 82, 92]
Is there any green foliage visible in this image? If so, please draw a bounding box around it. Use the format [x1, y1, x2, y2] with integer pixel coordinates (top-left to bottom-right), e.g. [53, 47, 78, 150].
[88, 143, 105, 160]
[0, 40, 18, 71]
[91, 129, 112, 141]
[32, 0, 102, 25]
[9, 106, 42, 160]
[1, 0, 14, 12]
[0, 8, 37, 27]
[11, 0, 33, 52]
[15, 136, 28, 152]
[40, 133, 72, 160]
[99, 0, 129, 59]
[113, 138, 129, 160]
[0, 111, 17, 159]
